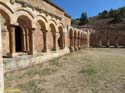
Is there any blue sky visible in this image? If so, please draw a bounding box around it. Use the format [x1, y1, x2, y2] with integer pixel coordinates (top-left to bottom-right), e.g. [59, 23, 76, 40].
[52, 0, 125, 18]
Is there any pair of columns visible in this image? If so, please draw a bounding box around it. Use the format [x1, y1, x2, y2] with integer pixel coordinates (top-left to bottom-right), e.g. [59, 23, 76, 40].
[52, 32, 61, 51]
[70, 36, 84, 52]
[7, 24, 36, 57]
[8, 24, 62, 57]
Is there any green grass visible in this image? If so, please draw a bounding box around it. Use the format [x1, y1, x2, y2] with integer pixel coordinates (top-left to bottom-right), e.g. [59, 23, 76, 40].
[79, 68, 97, 75]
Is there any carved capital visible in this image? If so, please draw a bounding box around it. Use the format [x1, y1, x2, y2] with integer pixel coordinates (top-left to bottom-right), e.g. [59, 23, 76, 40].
[10, 0, 15, 4]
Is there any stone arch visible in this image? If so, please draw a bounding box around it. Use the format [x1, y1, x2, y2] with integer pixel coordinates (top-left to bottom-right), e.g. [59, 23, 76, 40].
[16, 9, 34, 19]
[58, 22, 64, 28]
[58, 26, 65, 49]
[35, 16, 48, 52]
[49, 19, 57, 26]
[15, 15, 32, 53]
[0, 6, 11, 57]
[35, 15, 48, 23]
[15, 10, 34, 27]
[0, 2, 14, 14]
[48, 23, 57, 51]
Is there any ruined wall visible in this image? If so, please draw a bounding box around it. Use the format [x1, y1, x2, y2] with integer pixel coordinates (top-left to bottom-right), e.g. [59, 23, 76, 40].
[90, 24, 125, 47]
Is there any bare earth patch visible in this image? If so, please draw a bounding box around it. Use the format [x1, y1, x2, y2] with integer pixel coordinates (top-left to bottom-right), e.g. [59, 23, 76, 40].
[5, 48, 125, 93]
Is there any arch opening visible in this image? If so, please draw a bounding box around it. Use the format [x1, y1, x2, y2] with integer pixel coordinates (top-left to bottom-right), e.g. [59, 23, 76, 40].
[36, 20, 47, 52]
[16, 15, 32, 53]
[48, 23, 56, 51]
[58, 26, 64, 49]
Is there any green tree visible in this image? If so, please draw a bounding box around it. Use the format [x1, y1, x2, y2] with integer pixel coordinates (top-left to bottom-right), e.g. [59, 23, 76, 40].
[109, 9, 116, 17]
[71, 19, 80, 26]
[99, 10, 108, 19]
[119, 7, 125, 18]
[79, 12, 88, 26]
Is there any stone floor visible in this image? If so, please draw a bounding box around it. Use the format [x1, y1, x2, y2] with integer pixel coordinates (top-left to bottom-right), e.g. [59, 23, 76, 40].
[4, 48, 125, 93]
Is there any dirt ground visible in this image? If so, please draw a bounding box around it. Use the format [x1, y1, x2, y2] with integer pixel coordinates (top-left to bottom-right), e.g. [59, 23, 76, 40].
[5, 48, 125, 93]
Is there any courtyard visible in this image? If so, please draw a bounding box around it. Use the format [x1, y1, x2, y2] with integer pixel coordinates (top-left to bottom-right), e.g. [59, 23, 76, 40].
[4, 48, 125, 93]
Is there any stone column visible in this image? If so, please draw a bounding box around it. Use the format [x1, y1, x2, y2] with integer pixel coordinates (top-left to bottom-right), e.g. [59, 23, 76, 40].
[7, 25, 16, 57]
[26, 29, 30, 52]
[70, 35, 74, 52]
[42, 30, 48, 52]
[55, 32, 60, 51]
[87, 30, 90, 48]
[22, 29, 26, 52]
[78, 37, 81, 49]
[74, 37, 76, 51]
[81, 38, 84, 48]
[99, 40, 102, 47]
[107, 39, 110, 48]
[0, 18, 4, 93]
[29, 28, 37, 55]
[115, 39, 119, 48]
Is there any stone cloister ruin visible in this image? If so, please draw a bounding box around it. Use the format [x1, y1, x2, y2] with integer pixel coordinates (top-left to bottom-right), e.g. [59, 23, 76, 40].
[0, 0, 93, 91]
[0, 0, 92, 71]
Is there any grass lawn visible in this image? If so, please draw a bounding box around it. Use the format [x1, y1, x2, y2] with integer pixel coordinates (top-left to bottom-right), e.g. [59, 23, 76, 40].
[5, 48, 125, 93]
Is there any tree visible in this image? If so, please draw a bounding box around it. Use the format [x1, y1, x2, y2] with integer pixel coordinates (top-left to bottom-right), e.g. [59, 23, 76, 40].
[99, 10, 108, 19]
[71, 18, 80, 26]
[119, 7, 125, 18]
[79, 12, 88, 26]
[109, 9, 116, 18]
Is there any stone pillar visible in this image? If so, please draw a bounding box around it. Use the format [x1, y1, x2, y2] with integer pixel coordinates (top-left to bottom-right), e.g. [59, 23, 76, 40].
[107, 39, 110, 48]
[7, 25, 16, 57]
[70, 36, 74, 52]
[0, 18, 4, 93]
[25, 29, 29, 52]
[74, 37, 76, 51]
[22, 29, 26, 51]
[42, 30, 48, 52]
[78, 37, 81, 49]
[29, 28, 37, 55]
[87, 30, 90, 48]
[62, 33, 65, 49]
[115, 39, 119, 48]
[99, 40, 102, 47]
[55, 32, 60, 51]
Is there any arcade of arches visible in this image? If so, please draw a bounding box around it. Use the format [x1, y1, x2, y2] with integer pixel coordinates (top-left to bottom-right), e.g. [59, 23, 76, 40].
[0, 0, 94, 73]
[0, 0, 90, 58]
[0, 0, 92, 91]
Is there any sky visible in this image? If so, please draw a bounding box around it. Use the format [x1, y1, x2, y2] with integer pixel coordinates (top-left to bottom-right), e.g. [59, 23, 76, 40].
[52, 0, 125, 19]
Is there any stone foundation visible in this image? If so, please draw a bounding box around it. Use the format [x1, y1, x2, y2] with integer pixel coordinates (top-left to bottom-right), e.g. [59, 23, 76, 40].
[4, 48, 70, 72]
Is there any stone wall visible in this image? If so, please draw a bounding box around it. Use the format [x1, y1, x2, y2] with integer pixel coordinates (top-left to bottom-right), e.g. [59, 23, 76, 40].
[16, 0, 71, 26]
[90, 24, 125, 47]
[0, 0, 89, 72]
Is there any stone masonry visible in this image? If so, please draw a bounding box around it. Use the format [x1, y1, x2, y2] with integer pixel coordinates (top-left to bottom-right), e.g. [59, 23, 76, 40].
[0, 0, 93, 92]
[0, 0, 94, 91]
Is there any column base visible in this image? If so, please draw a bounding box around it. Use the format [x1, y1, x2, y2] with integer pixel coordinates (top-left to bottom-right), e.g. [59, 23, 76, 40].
[69, 47, 74, 52]
[42, 48, 49, 53]
[28, 50, 37, 55]
[74, 47, 78, 51]
[7, 53, 17, 58]
[78, 46, 81, 50]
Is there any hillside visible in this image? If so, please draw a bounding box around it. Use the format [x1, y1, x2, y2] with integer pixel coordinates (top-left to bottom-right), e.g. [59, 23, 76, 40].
[72, 7, 125, 26]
